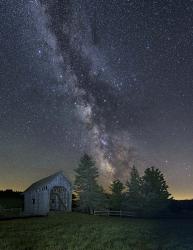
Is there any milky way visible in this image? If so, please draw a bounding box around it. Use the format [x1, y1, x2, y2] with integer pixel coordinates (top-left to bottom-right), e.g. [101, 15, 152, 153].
[1, 0, 193, 198]
[30, 0, 139, 182]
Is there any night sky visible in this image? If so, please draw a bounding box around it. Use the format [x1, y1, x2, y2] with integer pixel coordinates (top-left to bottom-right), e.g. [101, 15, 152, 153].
[1, 0, 193, 199]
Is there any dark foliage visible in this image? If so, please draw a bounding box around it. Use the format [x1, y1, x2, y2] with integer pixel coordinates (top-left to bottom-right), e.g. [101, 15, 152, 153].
[123, 166, 142, 211]
[140, 167, 171, 216]
[74, 154, 106, 213]
[170, 200, 193, 215]
[109, 179, 124, 210]
[0, 190, 23, 209]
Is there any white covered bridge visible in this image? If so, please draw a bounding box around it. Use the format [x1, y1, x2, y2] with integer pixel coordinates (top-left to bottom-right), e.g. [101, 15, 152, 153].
[23, 171, 72, 216]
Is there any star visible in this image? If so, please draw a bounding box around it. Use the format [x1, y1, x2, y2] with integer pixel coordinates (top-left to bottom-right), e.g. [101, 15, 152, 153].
[1, 0, 193, 200]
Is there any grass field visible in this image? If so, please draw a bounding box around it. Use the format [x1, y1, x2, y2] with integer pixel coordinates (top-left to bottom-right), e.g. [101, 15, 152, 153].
[0, 212, 193, 250]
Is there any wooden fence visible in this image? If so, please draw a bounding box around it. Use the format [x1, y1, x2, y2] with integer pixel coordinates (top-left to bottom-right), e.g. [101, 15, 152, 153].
[94, 210, 135, 217]
[0, 208, 22, 218]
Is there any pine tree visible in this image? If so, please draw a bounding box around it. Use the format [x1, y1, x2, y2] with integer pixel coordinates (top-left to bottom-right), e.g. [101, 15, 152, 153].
[74, 154, 104, 213]
[109, 179, 124, 210]
[125, 166, 142, 210]
[141, 166, 171, 214]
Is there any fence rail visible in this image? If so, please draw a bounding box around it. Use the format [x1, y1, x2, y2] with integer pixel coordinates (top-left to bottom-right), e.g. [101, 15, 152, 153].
[0, 208, 22, 212]
[0, 208, 22, 219]
[94, 210, 135, 217]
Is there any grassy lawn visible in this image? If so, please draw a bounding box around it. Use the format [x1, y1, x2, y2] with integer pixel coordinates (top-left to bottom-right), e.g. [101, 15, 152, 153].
[0, 212, 193, 250]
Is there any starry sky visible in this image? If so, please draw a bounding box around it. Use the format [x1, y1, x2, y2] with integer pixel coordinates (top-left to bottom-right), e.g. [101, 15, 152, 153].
[1, 0, 193, 199]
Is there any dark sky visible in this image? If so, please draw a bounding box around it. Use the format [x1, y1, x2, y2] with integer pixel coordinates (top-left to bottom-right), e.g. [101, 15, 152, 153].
[1, 0, 193, 199]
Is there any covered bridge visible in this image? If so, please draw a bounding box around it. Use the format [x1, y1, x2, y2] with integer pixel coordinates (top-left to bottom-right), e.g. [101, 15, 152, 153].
[23, 171, 72, 216]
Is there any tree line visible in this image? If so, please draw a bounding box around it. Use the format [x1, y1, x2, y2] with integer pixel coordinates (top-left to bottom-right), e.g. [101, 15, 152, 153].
[73, 154, 171, 216]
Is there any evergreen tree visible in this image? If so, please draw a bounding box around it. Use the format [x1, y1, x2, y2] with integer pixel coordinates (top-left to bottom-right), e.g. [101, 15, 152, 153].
[109, 179, 124, 210]
[141, 166, 171, 215]
[74, 154, 104, 213]
[125, 166, 142, 210]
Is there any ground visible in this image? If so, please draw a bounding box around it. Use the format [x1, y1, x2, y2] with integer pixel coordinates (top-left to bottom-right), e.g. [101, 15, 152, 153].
[0, 212, 193, 250]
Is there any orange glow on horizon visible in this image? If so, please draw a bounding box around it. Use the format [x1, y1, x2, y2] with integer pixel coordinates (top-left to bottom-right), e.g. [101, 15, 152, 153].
[1, 182, 193, 201]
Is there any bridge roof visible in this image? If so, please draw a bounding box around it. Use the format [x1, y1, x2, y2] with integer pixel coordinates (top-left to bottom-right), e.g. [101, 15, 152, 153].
[24, 171, 71, 193]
